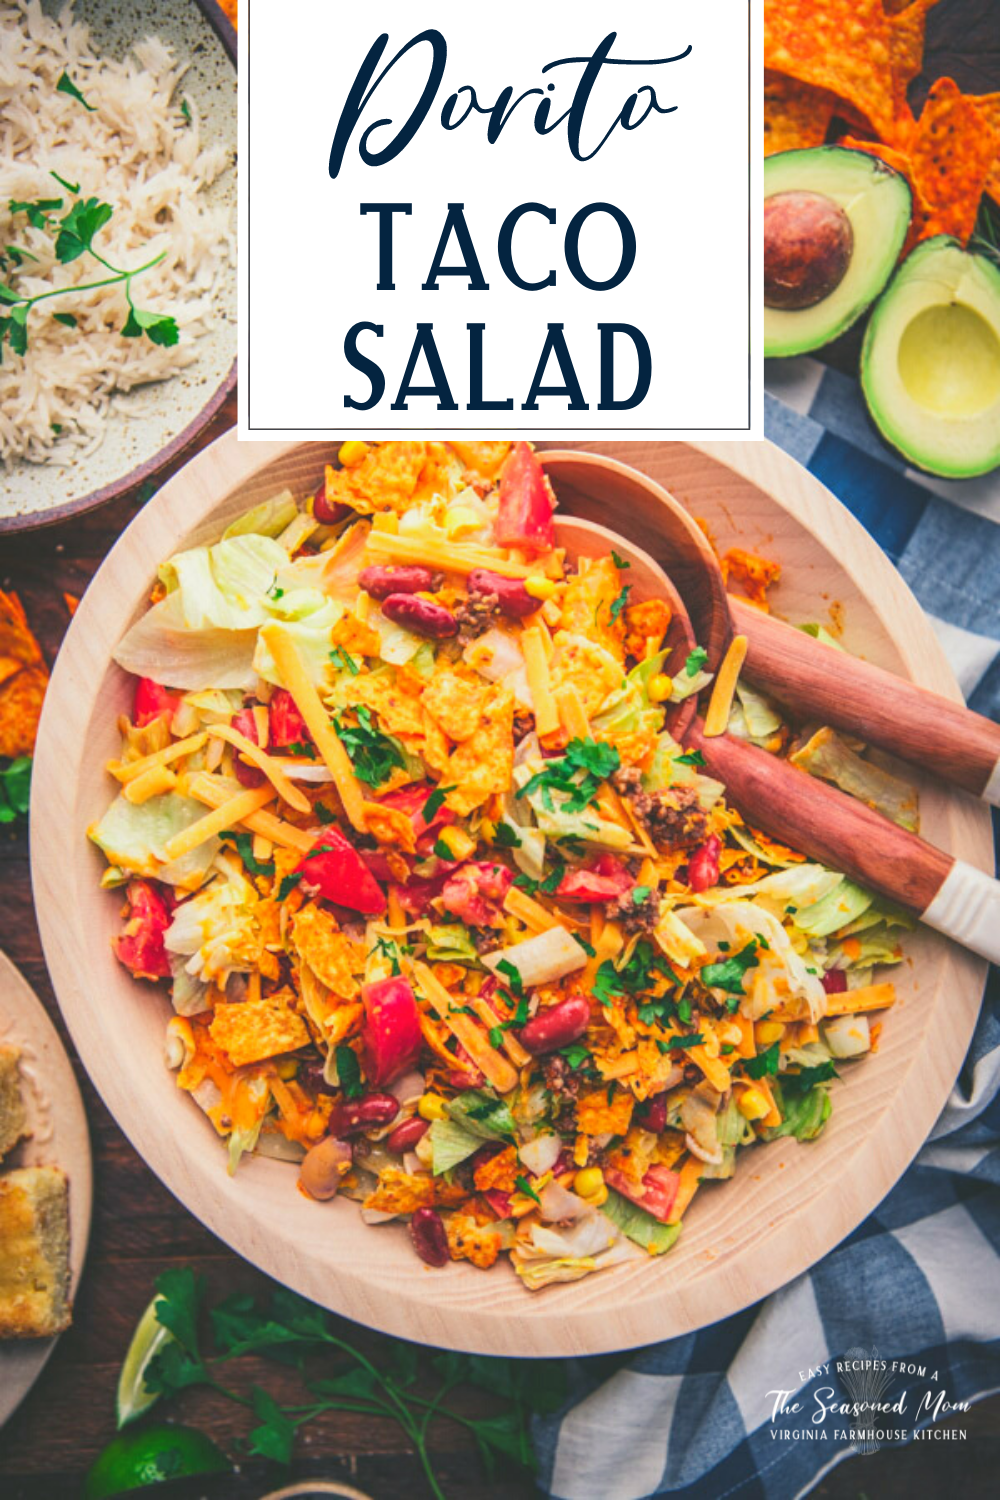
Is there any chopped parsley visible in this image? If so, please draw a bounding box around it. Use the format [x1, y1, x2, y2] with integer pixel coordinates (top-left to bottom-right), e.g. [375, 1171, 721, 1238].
[0, 756, 31, 825]
[516, 737, 620, 815]
[559, 1042, 591, 1070]
[493, 822, 521, 849]
[632, 885, 651, 904]
[423, 785, 454, 821]
[700, 939, 761, 996]
[660, 1032, 704, 1050]
[786, 1060, 839, 1091]
[314, 802, 337, 824]
[329, 646, 358, 675]
[282, 740, 315, 758]
[433, 838, 453, 860]
[277, 871, 302, 900]
[611, 550, 631, 570]
[219, 829, 275, 877]
[684, 647, 709, 678]
[56, 70, 96, 110]
[334, 1045, 363, 1099]
[572, 932, 596, 957]
[743, 1042, 780, 1079]
[495, 959, 524, 997]
[676, 749, 706, 767]
[609, 584, 632, 623]
[334, 706, 405, 788]
[513, 872, 540, 895]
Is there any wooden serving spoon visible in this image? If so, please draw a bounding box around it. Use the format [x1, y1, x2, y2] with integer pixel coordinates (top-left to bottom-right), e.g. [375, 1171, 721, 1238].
[555, 514, 1000, 967]
[544, 451, 1000, 806]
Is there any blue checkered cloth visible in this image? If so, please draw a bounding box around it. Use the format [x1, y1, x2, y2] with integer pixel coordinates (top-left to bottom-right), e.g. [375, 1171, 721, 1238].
[534, 363, 1000, 1499]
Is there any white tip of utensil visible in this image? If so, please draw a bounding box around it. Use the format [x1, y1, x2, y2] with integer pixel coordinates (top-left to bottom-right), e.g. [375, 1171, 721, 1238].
[922, 859, 1000, 966]
[983, 755, 1000, 809]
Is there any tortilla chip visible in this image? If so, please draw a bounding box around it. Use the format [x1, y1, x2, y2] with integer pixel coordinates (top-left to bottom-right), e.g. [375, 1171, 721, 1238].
[363, 799, 416, 854]
[970, 92, 1000, 204]
[209, 991, 310, 1067]
[443, 688, 514, 816]
[0, 665, 48, 759]
[421, 668, 487, 743]
[907, 79, 998, 243]
[340, 670, 425, 739]
[765, 71, 836, 156]
[292, 903, 361, 999]
[766, 0, 895, 138]
[576, 1087, 635, 1137]
[323, 442, 430, 516]
[887, 0, 940, 115]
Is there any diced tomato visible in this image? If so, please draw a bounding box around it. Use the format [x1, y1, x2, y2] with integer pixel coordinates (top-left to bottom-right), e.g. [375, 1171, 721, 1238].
[556, 856, 633, 903]
[269, 688, 311, 748]
[113, 879, 173, 981]
[360, 848, 412, 885]
[604, 1163, 680, 1223]
[439, 861, 514, 927]
[483, 1189, 513, 1219]
[822, 969, 848, 994]
[133, 678, 180, 729]
[494, 442, 556, 555]
[361, 975, 423, 1086]
[447, 1046, 485, 1090]
[231, 706, 266, 788]
[687, 835, 722, 892]
[390, 868, 451, 915]
[295, 829, 386, 915]
[377, 782, 455, 854]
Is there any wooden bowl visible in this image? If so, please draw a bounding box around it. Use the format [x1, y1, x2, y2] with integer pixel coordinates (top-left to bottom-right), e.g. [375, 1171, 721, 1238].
[0, 0, 236, 533]
[30, 435, 992, 1356]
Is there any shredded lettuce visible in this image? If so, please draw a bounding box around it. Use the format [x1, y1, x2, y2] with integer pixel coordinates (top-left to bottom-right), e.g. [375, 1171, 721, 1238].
[222, 491, 299, 540]
[254, 597, 342, 689]
[444, 1090, 516, 1142]
[791, 728, 919, 831]
[425, 924, 479, 964]
[429, 1118, 482, 1175]
[793, 879, 874, 938]
[761, 1078, 832, 1141]
[113, 593, 259, 691]
[601, 1189, 683, 1253]
[159, 535, 286, 630]
[798, 622, 845, 652]
[90, 791, 219, 888]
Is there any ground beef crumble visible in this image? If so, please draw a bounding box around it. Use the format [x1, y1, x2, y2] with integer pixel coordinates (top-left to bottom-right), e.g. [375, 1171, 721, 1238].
[454, 593, 502, 641]
[604, 890, 661, 935]
[630, 785, 709, 850]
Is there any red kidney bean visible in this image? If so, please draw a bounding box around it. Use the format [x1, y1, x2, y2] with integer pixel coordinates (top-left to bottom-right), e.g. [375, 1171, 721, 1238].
[687, 835, 722, 893]
[327, 1092, 399, 1137]
[518, 995, 591, 1056]
[636, 1092, 668, 1134]
[231, 706, 266, 788]
[359, 565, 437, 600]
[296, 1058, 337, 1095]
[409, 1206, 449, 1267]
[467, 568, 536, 619]
[381, 594, 458, 639]
[822, 969, 847, 995]
[385, 1116, 430, 1154]
[313, 481, 350, 527]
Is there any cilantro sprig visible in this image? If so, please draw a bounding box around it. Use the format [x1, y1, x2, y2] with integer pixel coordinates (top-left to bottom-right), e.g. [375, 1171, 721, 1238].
[516, 737, 620, 815]
[129, 1269, 565, 1496]
[219, 829, 275, 877]
[701, 939, 761, 997]
[1, 174, 178, 360]
[0, 756, 31, 825]
[334, 705, 405, 788]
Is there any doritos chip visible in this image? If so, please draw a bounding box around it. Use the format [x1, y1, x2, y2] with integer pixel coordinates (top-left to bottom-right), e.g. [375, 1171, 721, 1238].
[887, 0, 941, 118]
[765, 71, 836, 156]
[208, 991, 310, 1067]
[970, 92, 1000, 205]
[765, 0, 896, 139]
[0, 593, 48, 759]
[908, 80, 998, 244]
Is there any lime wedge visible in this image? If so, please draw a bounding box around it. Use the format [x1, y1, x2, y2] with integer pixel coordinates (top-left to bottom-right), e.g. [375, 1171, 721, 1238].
[84, 1423, 229, 1499]
[115, 1294, 175, 1428]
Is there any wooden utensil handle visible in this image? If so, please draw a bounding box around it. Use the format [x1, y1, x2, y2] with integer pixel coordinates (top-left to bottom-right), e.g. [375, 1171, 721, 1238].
[687, 723, 1000, 965]
[730, 597, 1000, 804]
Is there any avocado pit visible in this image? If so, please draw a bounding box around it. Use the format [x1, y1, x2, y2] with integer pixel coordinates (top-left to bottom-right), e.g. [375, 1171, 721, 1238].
[764, 191, 854, 311]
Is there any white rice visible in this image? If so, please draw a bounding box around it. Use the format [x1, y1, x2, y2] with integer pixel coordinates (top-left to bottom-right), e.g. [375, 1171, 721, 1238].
[0, 0, 234, 465]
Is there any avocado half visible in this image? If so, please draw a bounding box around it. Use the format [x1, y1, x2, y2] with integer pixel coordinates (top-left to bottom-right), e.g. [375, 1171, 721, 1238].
[861, 237, 1000, 479]
[765, 147, 912, 358]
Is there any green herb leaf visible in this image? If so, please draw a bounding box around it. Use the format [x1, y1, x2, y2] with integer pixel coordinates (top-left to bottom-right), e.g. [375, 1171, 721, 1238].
[121, 304, 180, 347]
[662, 1032, 704, 1049]
[219, 829, 275, 877]
[701, 938, 760, 996]
[153, 1267, 204, 1354]
[676, 749, 706, 767]
[56, 70, 96, 110]
[493, 822, 521, 849]
[9, 197, 63, 230]
[53, 311, 78, 328]
[314, 802, 336, 824]
[423, 784, 453, 820]
[433, 837, 453, 860]
[611, 550, 631, 570]
[632, 885, 651, 904]
[0, 756, 32, 822]
[609, 584, 632, 623]
[54, 196, 112, 262]
[334, 707, 405, 788]
[248, 1385, 296, 1464]
[684, 646, 709, 678]
[516, 737, 620, 816]
[277, 871, 302, 900]
[743, 1042, 780, 1079]
[515, 1174, 541, 1205]
[559, 1042, 590, 1070]
[50, 170, 80, 194]
[334, 1044, 363, 1100]
[495, 958, 524, 997]
[329, 646, 359, 675]
[180, 97, 192, 124]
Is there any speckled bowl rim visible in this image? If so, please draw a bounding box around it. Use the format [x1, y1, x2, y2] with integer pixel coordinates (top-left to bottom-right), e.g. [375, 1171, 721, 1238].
[0, 0, 237, 535]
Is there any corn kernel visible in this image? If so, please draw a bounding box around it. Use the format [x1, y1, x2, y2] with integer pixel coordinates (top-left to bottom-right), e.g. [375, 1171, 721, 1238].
[274, 1058, 298, 1081]
[418, 1093, 448, 1122]
[737, 1085, 770, 1121]
[338, 440, 368, 468]
[437, 825, 475, 860]
[754, 1020, 785, 1047]
[524, 575, 556, 601]
[306, 1108, 327, 1140]
[647, 673, 674, 703]
[574, 1167, 604, 1198]
[444, 506, 481, 538]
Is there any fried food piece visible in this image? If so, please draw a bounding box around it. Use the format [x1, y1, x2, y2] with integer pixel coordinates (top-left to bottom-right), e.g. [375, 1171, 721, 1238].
[446, 1212, 503, 1269]
[0, 1166, 71, 1338]
[0, 1046, 28, 1160]
[209, 990, 310, 1067]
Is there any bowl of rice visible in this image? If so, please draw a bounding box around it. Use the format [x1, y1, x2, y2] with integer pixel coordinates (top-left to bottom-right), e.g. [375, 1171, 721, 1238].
[0, 0, 236, 531]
